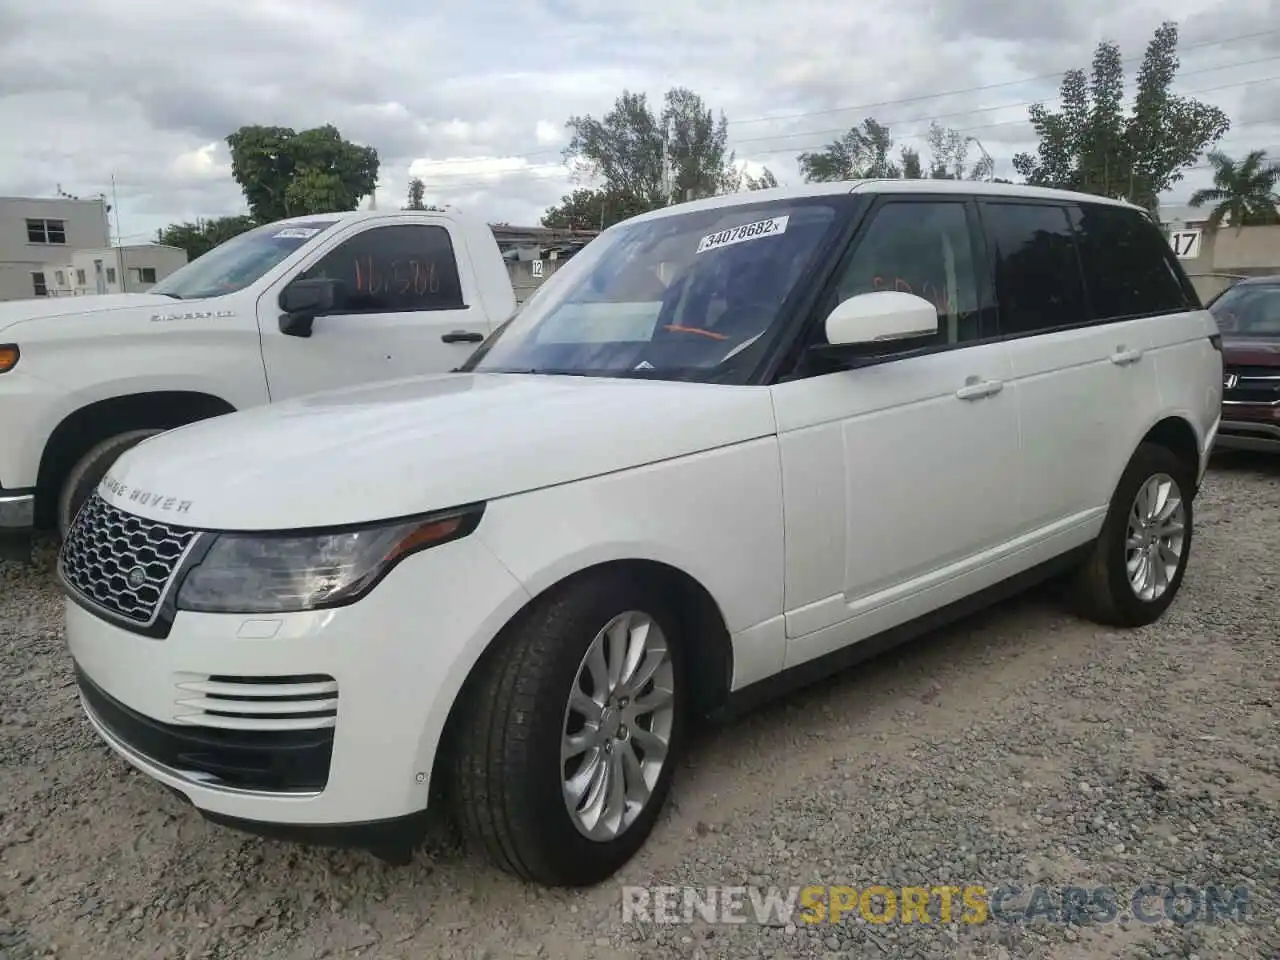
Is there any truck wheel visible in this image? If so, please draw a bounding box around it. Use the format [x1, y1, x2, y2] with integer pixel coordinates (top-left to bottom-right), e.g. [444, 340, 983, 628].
[1070, 442, 1194, 628]
[58, 428, 164, 537]
[449, 572, 685, 887]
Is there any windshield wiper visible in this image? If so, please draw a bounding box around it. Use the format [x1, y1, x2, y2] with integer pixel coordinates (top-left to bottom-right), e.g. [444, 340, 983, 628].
[155, 292, 183, 299]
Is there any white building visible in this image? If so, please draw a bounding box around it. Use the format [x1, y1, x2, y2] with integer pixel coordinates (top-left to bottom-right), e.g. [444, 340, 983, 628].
[43, 244, 188, 297]
[0, 196, 111, 301]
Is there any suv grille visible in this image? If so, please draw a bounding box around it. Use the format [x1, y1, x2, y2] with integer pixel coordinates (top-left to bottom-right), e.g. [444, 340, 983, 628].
[1224, 366, 1280, 405]
[59, 494, 200, 626]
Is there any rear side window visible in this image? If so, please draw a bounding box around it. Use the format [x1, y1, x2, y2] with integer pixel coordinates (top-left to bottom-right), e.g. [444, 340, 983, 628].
[981, 202, 1086, 336]
[1070, 204, 1190, 320]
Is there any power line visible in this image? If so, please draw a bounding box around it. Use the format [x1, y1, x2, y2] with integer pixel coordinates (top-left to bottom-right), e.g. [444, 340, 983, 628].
[410, 101, 1280, 196]
[409, 27, 1280, 170]
[405, 69, 1280, 191]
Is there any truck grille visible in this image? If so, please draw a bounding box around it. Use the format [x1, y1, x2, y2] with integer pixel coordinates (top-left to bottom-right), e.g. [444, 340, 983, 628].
[59, 494, 200, 627]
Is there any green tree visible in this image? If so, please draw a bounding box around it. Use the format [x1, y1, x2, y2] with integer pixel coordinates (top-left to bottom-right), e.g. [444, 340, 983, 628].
[900, 146, 924, 179]
[744, 166, 779, 190]
[156, 215, 257, 260]
[225, 123, 379, 223]
[1189, 149, 1280, 230]
[1012, 21, 1229, 209]
[798, 118, 899, 182]
[403, 176, 444, 211]
[541, 186, 651, 230]
[562, 87, 738, 207]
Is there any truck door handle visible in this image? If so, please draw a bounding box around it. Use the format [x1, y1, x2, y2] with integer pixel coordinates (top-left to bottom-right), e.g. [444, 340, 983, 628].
[955, 377, 1004, 401]
[442, 330, 484, 343]
[1110, 347, 1143, 366]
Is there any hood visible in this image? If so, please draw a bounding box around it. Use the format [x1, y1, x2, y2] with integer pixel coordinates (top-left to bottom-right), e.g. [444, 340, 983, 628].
[1222, 335, 1280, 367]
[97, 373, 779, 530]
[0, 293, 182, 336]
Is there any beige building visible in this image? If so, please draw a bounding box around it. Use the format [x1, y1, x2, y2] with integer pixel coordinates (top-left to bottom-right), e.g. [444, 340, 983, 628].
[44, 244, 188, 297]
[1160, 203, 1280, 303]
[0, 195, 111, 301]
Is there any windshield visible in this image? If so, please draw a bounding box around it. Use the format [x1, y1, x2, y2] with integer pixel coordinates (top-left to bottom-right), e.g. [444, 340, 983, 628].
[465, 198, 847, 383]
[150, 219, 340, 299]
[1209, 283, 1280, 337]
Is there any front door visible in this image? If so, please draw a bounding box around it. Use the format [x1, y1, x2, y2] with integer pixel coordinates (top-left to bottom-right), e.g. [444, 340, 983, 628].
[769, 196, 1022, 668]
[257, 220, 494, 400]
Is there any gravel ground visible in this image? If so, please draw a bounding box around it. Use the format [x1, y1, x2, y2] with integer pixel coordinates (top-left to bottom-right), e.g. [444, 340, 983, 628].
[1, 453, 1277, 960]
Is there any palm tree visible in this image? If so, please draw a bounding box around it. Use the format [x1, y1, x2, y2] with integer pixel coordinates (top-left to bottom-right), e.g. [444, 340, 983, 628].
[1189, 149, 1280, 230]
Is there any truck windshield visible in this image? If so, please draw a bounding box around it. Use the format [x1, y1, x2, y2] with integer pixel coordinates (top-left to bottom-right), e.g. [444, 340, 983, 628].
[1209, 283, 1280, 337]
[150, 219, 340, 299]
[464, 198, 847, 384]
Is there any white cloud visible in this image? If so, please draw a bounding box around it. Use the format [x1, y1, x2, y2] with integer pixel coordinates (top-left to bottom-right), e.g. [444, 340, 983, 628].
[0, 0, 1276, 239]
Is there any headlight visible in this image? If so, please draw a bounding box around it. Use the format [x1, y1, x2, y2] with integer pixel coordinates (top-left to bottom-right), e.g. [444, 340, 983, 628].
[175, 504, 484, 614]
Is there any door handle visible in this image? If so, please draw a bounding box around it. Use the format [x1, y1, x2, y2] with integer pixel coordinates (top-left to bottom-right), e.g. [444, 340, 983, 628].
[442, 330, 484, 343]
[1110, 347, 1143, 366]
[955, 377, 1004, 401]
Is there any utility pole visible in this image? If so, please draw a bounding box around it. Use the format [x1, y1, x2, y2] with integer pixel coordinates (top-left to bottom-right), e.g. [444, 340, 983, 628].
[111, 173, 124, 292]
[663, 117, 675, 205]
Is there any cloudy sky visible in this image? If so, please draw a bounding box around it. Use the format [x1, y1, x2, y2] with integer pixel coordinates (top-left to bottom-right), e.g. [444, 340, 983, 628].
[1, 0, 1277, 243]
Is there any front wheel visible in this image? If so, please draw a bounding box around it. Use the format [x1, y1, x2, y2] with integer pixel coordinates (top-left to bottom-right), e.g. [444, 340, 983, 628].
[57, 429, 164, 537]
[448, 572, 685, 886]
[1070, 442, 1194, 627]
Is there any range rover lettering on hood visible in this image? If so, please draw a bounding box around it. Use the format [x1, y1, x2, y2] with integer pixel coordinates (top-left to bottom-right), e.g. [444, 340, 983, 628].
[101, 474, 193, 515]
[149, 310, 236, 322]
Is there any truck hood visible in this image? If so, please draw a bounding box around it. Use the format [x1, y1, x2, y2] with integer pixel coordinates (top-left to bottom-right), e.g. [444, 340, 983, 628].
[1222, 335, 1280, 367]
[0, 293, 183, 336]
[98, 373, 779, 530]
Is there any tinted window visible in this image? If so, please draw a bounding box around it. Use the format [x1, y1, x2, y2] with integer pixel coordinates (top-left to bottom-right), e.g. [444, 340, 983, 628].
[297, 224, 465, 313]
[982, 202, 1086, 336]
[1209, 283, 1280, 336]
[1071, 204, 1189, 320]
[830, 201, 985, 344]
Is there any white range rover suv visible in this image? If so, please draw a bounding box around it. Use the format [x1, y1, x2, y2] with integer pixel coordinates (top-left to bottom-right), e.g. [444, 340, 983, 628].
[59, 180, 1222, 888]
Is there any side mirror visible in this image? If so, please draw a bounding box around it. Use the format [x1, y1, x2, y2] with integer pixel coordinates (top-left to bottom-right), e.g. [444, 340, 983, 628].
[809, 291, 940, 365]
[278, 278, 343, 338]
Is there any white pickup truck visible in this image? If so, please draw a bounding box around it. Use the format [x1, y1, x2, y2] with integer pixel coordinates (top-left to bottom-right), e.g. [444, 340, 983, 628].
[0, 209, 517, 554]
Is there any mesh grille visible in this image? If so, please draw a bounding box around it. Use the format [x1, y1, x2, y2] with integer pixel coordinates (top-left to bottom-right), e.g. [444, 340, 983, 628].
[59, 494, 199, 625]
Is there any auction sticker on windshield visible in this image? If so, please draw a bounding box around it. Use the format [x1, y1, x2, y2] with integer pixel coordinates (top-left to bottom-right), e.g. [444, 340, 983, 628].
[273, 227, 321, 240]
[696, 215, 790, 254]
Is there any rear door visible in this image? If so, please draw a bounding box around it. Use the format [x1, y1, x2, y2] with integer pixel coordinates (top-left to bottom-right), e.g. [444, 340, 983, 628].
[979, 200, 1152, 535]
[256, 218, 494, 400]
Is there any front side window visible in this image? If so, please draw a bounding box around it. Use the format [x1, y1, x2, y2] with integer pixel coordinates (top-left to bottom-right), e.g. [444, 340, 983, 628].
[827, 200, 985, 345]
[293, 224, 465, 313]
[1071, 204, 1190, 320]
[150, 219, 339, 299]
[467, 199, 845, 383]
[982, 202, 1086, 336]
[1209, 284, 1280, 336]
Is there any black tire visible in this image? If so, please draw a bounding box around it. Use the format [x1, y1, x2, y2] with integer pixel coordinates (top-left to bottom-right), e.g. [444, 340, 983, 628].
[1070, 442, 1195, 627]
[57, 429, 163, 537]
[447, 571, 686, 887]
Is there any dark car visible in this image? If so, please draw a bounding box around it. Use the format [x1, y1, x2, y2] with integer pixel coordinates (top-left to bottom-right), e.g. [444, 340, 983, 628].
[1207, 275, 1280, 453]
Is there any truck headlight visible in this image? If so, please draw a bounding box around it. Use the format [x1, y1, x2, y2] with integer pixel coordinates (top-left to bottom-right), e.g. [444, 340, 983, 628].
[175, 504, 484, 614]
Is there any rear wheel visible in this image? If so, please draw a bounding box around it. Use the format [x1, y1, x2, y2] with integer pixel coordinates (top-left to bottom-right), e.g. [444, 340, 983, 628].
[57, 429, 163, 537]
[1070, 442, 1194, 627]
[448, 571, 685, 886]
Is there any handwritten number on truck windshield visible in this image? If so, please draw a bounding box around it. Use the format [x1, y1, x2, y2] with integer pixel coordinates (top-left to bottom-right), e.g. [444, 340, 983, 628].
[353, 256, 442, 297]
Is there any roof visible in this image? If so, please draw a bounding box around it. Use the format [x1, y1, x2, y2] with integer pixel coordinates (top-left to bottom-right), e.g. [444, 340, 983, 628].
[622, 179, 1146, 227]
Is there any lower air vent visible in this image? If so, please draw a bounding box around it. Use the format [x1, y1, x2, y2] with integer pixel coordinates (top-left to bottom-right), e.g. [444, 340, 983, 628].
[173, 674, 339, 731]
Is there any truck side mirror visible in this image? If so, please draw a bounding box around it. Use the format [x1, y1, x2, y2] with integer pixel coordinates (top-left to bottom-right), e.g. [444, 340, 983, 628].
[278, 278, 344, 338]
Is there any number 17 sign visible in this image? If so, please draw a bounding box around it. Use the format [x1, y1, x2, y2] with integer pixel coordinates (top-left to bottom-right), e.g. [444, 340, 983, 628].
[1168, 230, 1201, 260]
